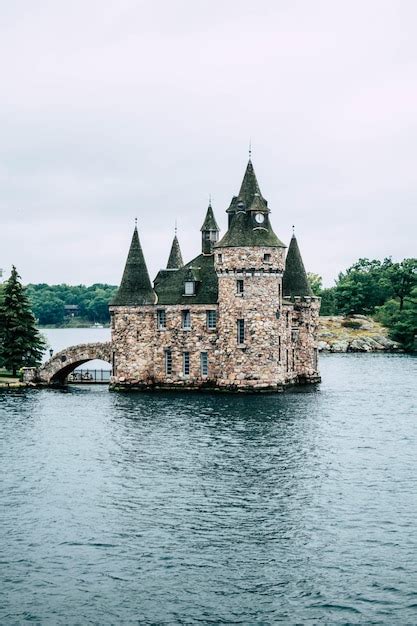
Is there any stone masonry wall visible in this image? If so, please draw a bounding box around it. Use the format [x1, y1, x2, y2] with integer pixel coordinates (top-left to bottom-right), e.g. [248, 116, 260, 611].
[110, 304, 219, 387]
[214, 246, 288, 390]
[290, 298, 321, 381]
[215, 245, 285, 272]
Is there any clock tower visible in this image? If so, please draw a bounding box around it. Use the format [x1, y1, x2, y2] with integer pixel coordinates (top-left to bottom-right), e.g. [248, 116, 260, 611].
[214, 158, 288, 390]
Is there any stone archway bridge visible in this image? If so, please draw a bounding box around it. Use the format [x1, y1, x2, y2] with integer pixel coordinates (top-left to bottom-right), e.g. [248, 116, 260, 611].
[24, 342, 112, 385]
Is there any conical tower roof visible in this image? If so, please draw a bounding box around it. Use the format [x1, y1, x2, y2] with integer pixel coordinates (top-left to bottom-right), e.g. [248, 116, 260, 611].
[237, 159, 263, 208]
[282, 234, 313, 298]
[166, 235, 184, 269]
[111, 226, 156, 306]
[200, 203, 219, 231]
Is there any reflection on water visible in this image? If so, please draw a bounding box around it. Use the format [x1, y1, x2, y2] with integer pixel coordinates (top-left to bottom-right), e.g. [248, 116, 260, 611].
[1, 354, 417, 624]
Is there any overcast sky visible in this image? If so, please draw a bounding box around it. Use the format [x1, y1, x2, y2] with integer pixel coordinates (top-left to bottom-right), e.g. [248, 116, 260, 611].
[1, 0, 416, 287]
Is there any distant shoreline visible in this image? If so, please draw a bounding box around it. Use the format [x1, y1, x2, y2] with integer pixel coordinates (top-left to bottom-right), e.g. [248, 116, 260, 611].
[37, 324, 110, 329]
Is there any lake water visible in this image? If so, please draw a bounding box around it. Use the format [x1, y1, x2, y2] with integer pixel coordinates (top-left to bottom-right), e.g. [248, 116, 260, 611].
[1, 345, 417, 623]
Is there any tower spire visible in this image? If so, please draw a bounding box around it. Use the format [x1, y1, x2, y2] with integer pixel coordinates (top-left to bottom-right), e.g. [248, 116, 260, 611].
[111, 226, 156, 305]
[201, 201, 220, 254]
[166, 229, 184, 269]
[237, 158, 263, 209]
[282, 233, 313, 299]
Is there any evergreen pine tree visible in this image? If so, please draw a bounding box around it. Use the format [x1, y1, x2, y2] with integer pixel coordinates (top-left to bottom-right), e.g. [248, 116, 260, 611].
[0, 266, 46, 376]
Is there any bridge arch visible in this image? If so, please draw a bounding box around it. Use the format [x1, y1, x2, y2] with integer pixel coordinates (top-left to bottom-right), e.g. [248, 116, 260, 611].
[38, 342, 112, 384]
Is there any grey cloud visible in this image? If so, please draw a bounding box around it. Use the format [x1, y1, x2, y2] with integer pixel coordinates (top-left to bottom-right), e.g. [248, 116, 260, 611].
[1, 0, 416, 286]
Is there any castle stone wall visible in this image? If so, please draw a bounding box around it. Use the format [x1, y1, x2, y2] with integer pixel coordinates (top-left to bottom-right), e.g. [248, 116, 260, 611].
[110, 304, 219, 388]
[215, 245, 285, 272]
[109, 248, 320, 391]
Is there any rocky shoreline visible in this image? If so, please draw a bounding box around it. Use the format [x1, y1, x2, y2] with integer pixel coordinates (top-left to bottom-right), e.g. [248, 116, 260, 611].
[318, 315, 402, 353]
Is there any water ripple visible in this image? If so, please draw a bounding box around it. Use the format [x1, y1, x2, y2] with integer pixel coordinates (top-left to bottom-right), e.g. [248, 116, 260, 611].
[1, 354, 417, 623]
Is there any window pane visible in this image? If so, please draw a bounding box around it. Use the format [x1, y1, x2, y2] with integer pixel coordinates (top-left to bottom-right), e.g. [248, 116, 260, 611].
[184, 281, 194, 295]
[206, 310, 217, 329]
[237, 319, 245, 344]
[183, 351, 190, 375]
[200, 352, 208, 376]
[157, 309, 166, 329]
[182, 310, 191, 329]
[165, 349, 172, 375]
[236, 279, 244, 294]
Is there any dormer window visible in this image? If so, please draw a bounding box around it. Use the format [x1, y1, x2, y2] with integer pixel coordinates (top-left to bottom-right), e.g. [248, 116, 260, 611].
[184, 281, 195, 296]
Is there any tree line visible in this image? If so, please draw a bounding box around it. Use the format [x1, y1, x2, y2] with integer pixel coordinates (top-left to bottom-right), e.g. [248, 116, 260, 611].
[308, 257, 417, 350]
[25, 283, 117, 325]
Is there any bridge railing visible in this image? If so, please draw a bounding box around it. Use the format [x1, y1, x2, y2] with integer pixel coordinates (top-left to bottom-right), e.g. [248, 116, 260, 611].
[67, 369, 111, 384]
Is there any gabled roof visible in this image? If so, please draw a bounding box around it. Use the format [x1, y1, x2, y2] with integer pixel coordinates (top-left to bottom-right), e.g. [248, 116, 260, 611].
[282, 235, 313, 298]
[111, 227, 156, 306]
[200, 203, 219, 231]
[166, 235, 184, 269]
[154, 254, 218, 305]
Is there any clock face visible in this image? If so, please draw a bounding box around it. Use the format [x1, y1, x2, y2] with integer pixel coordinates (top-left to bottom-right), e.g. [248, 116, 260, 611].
[255, 213, 265, 224]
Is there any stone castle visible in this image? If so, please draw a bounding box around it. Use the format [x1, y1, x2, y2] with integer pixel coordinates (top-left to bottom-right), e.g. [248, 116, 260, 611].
[109, 158, 321, 392]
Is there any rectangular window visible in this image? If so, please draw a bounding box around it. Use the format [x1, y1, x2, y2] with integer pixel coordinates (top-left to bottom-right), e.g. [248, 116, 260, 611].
[182, 310, 191, 329]
[217, 254, 223, 263]
[206, 310, 217, 329]
[313, 348, 318, 370]
[278, 282, 281, 301]
[286, 349, 289, 372]
[200, 352, 208, 377]
[157, 309, 166, 329]
[264, 253, 271, 262]
[278, 336, 281, 362]
[237, 319, 245, 345]
[183, 351, 190, 376]
[292, 347, 295, 369]
[110, 313, 115, 330]
[164, 349, 172, 375]
[236, 279, 244, 295]
[184, 281, 195, 296]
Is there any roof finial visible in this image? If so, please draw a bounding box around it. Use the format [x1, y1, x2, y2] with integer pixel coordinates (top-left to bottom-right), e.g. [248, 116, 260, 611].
[209, 193, 212, 206]
[292, 224, 295, 236]
[135, 216, 138, 228]
[174, 219, 178, 236]
[249, 138, 252, 160]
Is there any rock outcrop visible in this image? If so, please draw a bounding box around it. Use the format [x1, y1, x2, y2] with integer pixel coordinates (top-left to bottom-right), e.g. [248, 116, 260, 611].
[318, 316, 402, 353]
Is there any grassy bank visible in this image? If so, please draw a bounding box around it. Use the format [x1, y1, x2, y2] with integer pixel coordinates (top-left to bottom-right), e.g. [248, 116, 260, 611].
[0, 369, 24, 388]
